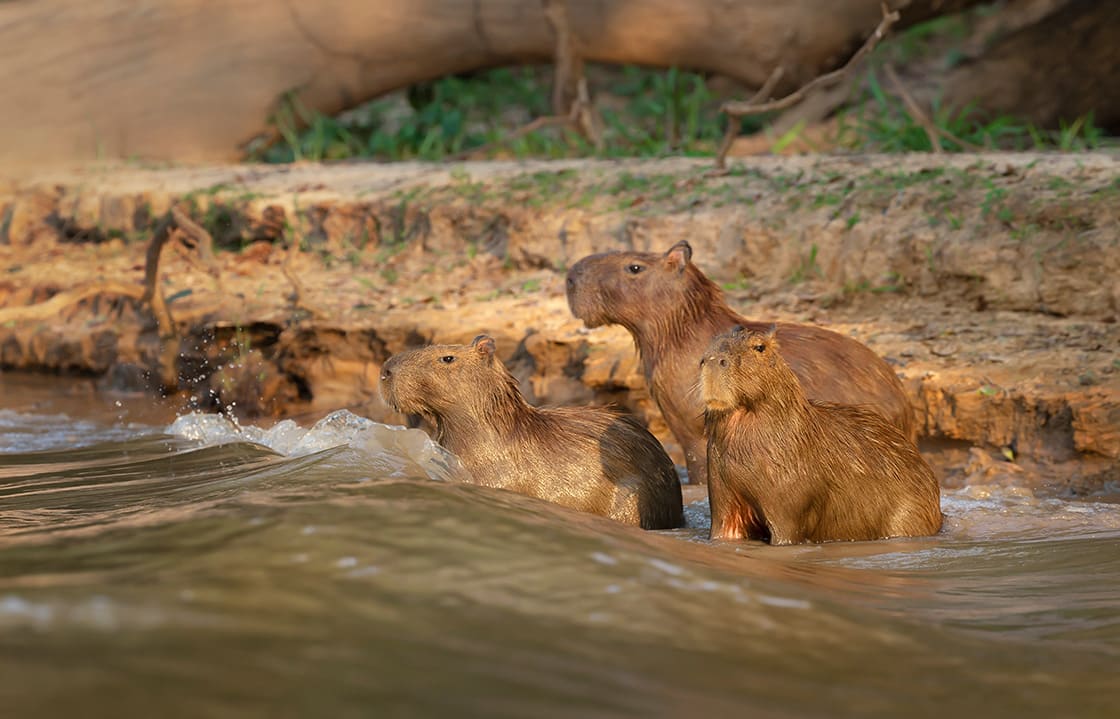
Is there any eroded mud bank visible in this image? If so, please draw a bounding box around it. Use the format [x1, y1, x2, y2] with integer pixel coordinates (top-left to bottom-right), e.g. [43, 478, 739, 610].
[1, 155, 1117, 493]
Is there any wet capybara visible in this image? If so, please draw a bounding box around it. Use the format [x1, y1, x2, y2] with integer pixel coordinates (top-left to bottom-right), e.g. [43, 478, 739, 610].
[566, 240, 915, 486]
[701, 326, 942, 544]
[379, 334, 684, 530]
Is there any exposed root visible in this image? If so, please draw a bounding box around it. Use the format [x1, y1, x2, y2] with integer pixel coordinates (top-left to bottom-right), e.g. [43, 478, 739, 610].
[3, 208, 222, 392]
[717, 3, 900, 168]
[453, 0, 601, 160]
[715, 65, 786, 171]
[542, 0, 602, 147]
[0, 283, 144, 324]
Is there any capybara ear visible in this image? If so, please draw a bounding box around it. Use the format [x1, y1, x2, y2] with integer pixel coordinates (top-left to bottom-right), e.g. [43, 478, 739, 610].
[472, 334, 497, 358]
[762, 326, 780, 361]
[663, 240, 693, 273]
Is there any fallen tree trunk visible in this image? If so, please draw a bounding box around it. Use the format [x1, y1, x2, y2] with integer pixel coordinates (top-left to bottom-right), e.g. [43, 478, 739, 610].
[0, 0, 984, 168]
[943, 0, 1120, 131]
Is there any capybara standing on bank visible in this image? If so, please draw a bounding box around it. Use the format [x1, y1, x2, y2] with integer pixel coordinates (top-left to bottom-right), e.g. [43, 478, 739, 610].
[566, 240, 914, 485]
[379, 335, 683, 530]
[701, 326, 942, 544]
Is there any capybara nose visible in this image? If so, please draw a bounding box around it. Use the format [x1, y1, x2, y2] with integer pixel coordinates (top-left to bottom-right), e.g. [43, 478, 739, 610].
[565, 267, 581, 291]
[380, 358, 395, 381]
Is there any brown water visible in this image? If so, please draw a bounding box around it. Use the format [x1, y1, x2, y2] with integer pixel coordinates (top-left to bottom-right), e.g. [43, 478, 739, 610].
[1, 372, 1118, 718]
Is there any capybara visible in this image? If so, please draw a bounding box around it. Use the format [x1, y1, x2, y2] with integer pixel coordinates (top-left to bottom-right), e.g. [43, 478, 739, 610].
[565, 240, 914, 485]
[379, 334, 684, 530]
[701, 326, 942, 544]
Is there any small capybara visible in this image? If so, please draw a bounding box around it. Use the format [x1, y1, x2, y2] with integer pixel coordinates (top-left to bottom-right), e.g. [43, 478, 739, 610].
[566, 240, 914, 486]
[379, 334, 684, 530]
[700, 326, 942, 544]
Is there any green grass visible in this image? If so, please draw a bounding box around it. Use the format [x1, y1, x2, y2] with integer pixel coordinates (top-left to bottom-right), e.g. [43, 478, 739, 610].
[249, 65, 776, 163]
[790, 245, 822, 283]
[838, 68, 1110, 153]
[247, 50, 1115, 163]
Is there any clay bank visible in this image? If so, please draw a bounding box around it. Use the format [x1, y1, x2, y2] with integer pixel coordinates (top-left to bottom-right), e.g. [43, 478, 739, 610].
[0, 154, 1117, 496]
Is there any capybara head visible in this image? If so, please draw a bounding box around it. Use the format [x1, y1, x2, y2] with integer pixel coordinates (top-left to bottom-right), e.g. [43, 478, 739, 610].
[566, 241, 705, 330]
[700, 325, 789, 412]
[380, 334, 516, 419]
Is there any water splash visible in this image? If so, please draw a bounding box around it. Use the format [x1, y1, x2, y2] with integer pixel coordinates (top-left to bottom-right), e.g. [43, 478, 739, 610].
[166, 409, 466, 483]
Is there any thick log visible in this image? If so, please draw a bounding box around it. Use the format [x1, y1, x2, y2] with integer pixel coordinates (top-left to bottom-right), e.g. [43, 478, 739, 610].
[0, 0, 979, 168]
[943, 0, 1120, 131]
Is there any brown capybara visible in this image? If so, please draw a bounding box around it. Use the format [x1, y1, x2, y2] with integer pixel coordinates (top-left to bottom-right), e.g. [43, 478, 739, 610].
[379, 334, 684, 530]
[566, 240, 914, 486]
[700, 326, 942, 544]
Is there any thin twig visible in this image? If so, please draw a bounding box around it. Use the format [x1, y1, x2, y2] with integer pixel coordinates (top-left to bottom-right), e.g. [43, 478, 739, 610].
[722, 6, 900, 117]
[169, 205, 225, 295]
[140, 215, 177, 339]
[454, 0, 599, 161]
[170, 207, 215, 263]
[4, 208, 224, 393]
[716, 3, 901, 168]
[542, 0, 602, 148]
[449, 110, 576, 161]
[883, 65, 942, 153]
[882, 63, 984, 152]
[715, 65, 785, 169]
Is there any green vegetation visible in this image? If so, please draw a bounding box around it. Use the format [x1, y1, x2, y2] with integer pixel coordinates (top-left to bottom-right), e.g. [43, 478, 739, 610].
[790, 245, 822, 284]
[252, 66, 743, 163]
[837, 71, 1108, 153]
[250, 53, 1113, 164]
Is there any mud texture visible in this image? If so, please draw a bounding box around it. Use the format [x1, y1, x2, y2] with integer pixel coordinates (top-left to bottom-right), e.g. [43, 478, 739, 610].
[0, 154, 1117, 496]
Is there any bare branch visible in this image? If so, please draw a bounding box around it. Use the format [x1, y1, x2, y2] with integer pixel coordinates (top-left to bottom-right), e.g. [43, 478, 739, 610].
[882, 63, 983, 152]
[716, 65, 785, 169]
[140, 215, 177, 341]
[542, 0, 580, 116]
[450, 113, 575, 161]
[452, 0, 602, 161]
[721, 5, 900, 118]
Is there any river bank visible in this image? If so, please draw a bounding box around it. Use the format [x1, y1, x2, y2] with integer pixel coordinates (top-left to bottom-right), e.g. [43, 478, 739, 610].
[1, 154, 1117, 495]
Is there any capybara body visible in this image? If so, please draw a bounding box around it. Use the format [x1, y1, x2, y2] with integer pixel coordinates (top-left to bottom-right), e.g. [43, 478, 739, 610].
[565, 241, 915, 486]
[700, 327, 942, 544]
[379, 335, 683, 530]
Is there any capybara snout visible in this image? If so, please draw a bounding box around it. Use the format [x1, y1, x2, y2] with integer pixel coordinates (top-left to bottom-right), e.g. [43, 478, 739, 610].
[380, 335, 683, 530]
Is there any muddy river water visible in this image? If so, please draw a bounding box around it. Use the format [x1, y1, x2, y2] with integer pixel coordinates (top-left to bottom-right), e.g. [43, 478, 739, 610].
[0, 373, 1117, 718]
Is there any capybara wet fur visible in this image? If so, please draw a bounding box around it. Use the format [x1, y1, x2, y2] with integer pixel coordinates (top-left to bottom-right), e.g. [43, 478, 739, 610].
[379, 335, 684, 530]
[566, 240, 915, 486]
[700, 327, 942, 544]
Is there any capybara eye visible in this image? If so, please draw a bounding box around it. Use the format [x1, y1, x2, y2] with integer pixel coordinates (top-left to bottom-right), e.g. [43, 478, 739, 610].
[440, 355, 456, 364]
[719, 358, 728, 367]
[753, 344, 765, 353]
[626, 264, 645, 275]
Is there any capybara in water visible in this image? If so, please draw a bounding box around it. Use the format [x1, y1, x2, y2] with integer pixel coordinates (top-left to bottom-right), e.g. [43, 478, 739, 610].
[700, 326, 942, 544]
[566, 240, 914, 486]
[379, 334, 684, 530]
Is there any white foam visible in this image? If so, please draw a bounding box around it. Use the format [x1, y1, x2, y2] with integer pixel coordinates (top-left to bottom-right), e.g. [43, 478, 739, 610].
[941, 487, 1120, 540]
[166, 409, 467, 483]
